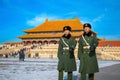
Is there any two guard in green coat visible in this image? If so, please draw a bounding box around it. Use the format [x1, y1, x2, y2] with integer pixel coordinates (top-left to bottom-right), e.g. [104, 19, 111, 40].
[57, 26, 77, 80]
[78, 23, 99, 80]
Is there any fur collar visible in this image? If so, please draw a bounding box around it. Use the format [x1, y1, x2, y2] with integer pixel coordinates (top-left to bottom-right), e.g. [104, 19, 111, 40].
[62, 34, 71, 39]
[83, 31, 93, 37]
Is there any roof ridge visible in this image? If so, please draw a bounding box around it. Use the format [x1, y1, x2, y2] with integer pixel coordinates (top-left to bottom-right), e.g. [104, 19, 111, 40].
[23, 17, 83, 33]
[46, 19, 76, 22]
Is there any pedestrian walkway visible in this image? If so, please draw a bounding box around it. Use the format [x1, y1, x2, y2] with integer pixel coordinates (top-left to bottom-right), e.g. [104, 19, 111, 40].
[95, 63, 120, 80]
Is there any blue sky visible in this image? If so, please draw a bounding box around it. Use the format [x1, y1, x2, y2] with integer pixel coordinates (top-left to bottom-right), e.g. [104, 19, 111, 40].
[0, 0, 120, 44]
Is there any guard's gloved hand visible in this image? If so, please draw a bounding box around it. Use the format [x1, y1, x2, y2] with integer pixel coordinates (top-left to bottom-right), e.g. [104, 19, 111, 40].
[69, 47, 74, 52]
[90, 46, 96, 52]
[69, 47, 74, 58]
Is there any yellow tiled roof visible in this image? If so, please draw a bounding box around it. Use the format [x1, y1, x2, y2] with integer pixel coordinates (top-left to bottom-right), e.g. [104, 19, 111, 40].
[18, 32, 83, 39]
[24, 17, 83, 32]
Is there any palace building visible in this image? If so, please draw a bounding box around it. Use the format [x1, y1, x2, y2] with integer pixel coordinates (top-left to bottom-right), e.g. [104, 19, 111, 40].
[1, 17, 120, 60]
[18, 17, 84, 45]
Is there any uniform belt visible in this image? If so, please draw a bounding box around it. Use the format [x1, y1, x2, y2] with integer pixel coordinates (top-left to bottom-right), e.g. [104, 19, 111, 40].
[63, 47, 69, 50]
[83, 46, 90, 49]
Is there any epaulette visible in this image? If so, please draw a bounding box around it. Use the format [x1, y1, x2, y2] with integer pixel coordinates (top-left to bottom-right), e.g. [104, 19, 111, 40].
[71, 35, 74, 38]
[79, 34, 83, 37]
[91, 31, 96, 35]
[60, 36, 63, 38]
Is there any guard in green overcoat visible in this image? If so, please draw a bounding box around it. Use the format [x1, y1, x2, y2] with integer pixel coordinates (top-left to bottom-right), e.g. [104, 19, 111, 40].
[78, 23, 99, 80]
[57, 26, 77, 80]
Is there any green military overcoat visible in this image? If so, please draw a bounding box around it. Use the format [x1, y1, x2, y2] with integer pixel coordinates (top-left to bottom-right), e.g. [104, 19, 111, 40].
[78, 33, 99, 73]
[57, 37, 77, 72]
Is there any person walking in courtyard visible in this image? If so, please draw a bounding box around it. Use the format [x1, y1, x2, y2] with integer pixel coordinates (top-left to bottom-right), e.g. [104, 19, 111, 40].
[19, 49, 25, 61]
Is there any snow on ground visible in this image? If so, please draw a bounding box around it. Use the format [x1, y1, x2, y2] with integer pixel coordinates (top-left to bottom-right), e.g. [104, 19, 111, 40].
[0, 58, 120, 80]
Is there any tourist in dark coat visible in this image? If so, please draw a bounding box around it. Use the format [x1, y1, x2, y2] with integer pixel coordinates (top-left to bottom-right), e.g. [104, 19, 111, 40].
[19, 49, 25, 61]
